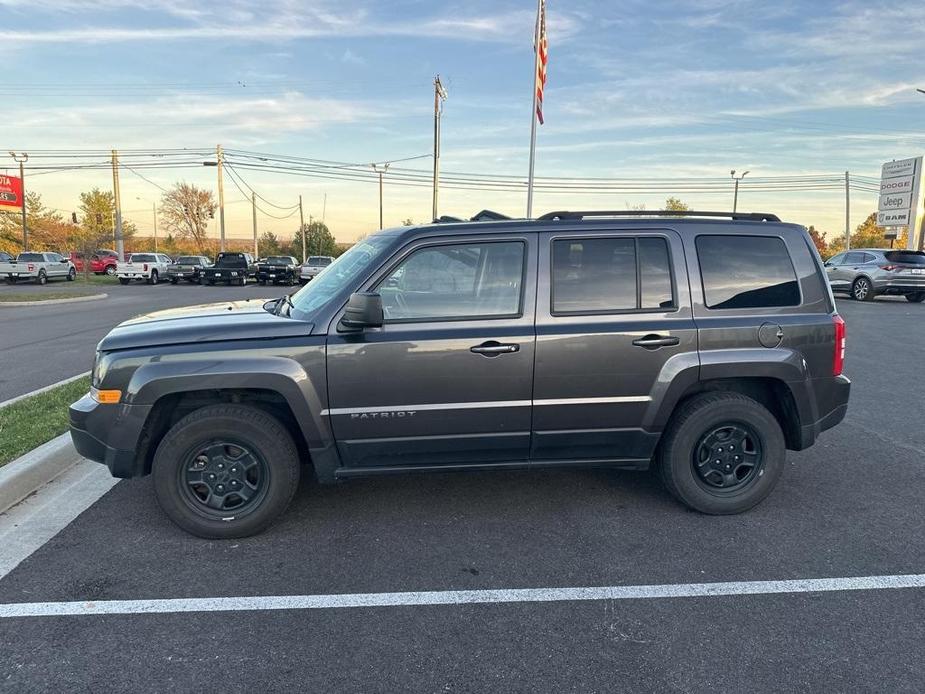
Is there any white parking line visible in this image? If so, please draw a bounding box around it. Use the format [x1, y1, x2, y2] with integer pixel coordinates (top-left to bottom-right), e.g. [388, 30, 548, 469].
[2, 573, 923, 619]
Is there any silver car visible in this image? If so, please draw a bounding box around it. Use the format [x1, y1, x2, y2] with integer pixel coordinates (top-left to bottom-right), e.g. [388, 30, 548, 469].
[299, 255, 334, 284]
[824, 248, 925, 302]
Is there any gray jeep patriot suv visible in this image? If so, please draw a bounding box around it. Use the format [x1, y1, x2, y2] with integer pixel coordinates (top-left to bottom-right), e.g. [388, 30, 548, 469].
[70, 210, 850, 538]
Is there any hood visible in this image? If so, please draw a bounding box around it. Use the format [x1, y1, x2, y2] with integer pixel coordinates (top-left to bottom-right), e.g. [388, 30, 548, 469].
[98, 299, 313, 352]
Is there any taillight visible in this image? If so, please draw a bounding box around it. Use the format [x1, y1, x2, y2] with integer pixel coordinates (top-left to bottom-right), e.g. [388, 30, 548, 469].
[880, 264, 900, 271]
[832, 314, 846, 376]
[143, 263, 148, 271]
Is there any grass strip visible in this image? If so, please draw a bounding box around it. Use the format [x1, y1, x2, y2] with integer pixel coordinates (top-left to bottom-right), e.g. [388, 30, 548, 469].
[0, 377, 91, 467]
[0, 291, 96, 302]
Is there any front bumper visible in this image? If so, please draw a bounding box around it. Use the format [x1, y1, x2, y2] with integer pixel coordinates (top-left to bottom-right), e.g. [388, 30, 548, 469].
[69, 393, 152, 478]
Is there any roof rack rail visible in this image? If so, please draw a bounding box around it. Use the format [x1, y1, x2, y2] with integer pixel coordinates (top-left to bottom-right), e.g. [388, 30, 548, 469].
[538, 210, 781, 222]
[434, 215, 465, 223]
[470, 209, 512, 221]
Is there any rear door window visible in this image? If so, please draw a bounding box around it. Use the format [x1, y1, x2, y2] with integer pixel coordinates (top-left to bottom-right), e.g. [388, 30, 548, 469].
[697, 235, 800, 310]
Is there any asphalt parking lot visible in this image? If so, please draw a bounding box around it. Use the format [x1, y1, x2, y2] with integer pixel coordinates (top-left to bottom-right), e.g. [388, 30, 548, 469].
[1, 296, 924, 691]
[0, 281, 279, 401]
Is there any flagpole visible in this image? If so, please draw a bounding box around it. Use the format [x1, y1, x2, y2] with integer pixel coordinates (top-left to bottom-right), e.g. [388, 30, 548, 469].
[526, 0, 543, 219]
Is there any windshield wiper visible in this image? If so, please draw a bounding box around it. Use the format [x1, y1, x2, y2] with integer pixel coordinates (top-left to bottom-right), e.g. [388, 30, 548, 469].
[274, 293, 295, 317]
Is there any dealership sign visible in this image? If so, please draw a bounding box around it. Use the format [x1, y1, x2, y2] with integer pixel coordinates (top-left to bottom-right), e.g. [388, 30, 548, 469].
[877, 157, 923, 243]
[0, 175, 23, 209]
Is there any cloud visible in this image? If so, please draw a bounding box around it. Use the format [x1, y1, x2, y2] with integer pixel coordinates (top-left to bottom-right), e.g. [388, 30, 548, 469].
[341, 49, 365, 66]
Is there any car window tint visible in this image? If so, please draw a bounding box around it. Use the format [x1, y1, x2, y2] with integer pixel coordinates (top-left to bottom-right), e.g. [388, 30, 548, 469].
[844, 252, 864, 264]
[131, 254, 155, 262]
[827, 253, 845, 265]
[379, 241, 523, 321]
[18, 253, 43, 262]
[697, 235, 800, 310]
[552, 238, 636, 313]
[861, 252, 878, 263]
[884, 251, 925, 265]
[638, 238, 674, 309]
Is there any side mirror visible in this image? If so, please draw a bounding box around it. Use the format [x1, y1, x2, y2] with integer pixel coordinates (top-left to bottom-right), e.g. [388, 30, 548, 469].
[61, 258, 69, 263]
[339, 292, 383, 331]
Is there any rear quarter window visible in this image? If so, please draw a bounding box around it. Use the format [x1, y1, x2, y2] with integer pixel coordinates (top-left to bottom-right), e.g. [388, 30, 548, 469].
[697, 235, 800, 310]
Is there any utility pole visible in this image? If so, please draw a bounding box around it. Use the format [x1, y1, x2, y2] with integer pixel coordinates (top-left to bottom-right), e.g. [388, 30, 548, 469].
[299, 195, 306, 262]
[251, 192, 258, 258]
[432, 75, 448, 222]
[731, 169, 749, 213]
[216, 144, 226, 252]
[111, 149, 124, 260]
[9, 152, 28, 251]
[322, 192, 327, 224]
[371, 163, 390, 229]
[845, 171, 851, 251]
[153, 202, 158, 253]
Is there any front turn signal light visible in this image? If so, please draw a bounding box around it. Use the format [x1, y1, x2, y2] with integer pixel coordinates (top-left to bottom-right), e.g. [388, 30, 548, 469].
[91, 387, 122, 404]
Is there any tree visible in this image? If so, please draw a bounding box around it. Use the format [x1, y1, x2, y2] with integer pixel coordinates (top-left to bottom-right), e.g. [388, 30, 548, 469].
[77, 188, 137, 251]
[258, 231, 283, 257]
[825, 212, 906, 256]
[401, 217, 415, 226]
[806, 225, 827, 257]
[663, 197, 691, 213]
[0, 191, 73, 253]
[159, 182, 217, 255]
[288, 220, 337, 259]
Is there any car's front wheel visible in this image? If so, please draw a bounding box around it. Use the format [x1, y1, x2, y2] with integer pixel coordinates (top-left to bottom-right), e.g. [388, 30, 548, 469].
[852, 277, 874, 301]
[906, 292, 925, 303]
[657, 392, 786, 515]
[152, 404, 300, 539]
[67, 268, 76, 281]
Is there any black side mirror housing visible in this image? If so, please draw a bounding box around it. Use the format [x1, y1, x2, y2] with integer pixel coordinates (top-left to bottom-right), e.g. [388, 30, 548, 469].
[339, 292, 384, 331]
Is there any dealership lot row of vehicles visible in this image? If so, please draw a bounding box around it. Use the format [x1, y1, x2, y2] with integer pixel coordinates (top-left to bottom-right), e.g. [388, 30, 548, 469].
[1, 249, 336, 286]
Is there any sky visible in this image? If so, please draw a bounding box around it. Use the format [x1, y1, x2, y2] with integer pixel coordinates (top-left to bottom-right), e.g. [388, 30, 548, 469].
[1, 0, 924, 243]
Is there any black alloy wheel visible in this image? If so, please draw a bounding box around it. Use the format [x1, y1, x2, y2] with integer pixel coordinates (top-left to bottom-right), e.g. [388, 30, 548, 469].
[179, 441, 269, 518]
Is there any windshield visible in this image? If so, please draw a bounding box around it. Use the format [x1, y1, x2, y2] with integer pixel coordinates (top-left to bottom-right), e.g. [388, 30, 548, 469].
[307, 256, 333, 266]
[175, 256, 199, 264]
[290, 235, 394, 316]
[266, 256, 294, 265]
[216, 253, 247, 267]
[130, 254, 155, 262]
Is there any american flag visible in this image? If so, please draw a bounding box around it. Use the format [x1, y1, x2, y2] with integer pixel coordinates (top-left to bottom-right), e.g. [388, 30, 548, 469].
[535, 0, 548, 124]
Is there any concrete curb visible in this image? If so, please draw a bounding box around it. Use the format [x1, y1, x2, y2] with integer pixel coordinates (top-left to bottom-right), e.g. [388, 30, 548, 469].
[0, 293, 108, 308]
[0, 371, 91, 410]
[0, 434, 84, 515]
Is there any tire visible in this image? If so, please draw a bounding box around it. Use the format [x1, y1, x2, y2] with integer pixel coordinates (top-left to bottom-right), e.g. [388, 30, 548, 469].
[152, 404, 300, 539]
[67, 268, 76, 281]
[105, 265, 116, 276]
[852, 277, 874, 301]
[207, 280, 215, 286]
[118, 277, 130, 285]
[906, 292, 925, 303]
[37, 270, 47, 285]
[657, 392, 786, 515]
[258, 279, 266, 286]
[170, 278, 178, 284]
[148, 270, 158, 285]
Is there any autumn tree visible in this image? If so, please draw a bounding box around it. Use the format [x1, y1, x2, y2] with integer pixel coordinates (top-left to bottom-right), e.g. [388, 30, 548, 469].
[77, 188, 137, 250]
[806, 225, 827, 257]
[159, 182, 216, 255]
[0, 191, 73, 253]
[826, 212, 905, 256]
[663, 197, 691, 214]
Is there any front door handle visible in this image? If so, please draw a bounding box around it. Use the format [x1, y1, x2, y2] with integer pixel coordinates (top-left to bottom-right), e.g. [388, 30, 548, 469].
[632, 334, 680, 349]
[470, 341, 520, 356]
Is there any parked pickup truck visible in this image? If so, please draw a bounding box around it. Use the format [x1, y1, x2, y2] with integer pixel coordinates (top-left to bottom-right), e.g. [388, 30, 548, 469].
[166, 255, 212, 284]
[202, 252, 255, 286]
[1, 251, 76, 284]
[116, 253, 173, 285]
[299, 255, 334, 284]
[256, 256, 300, 285]
[70, 209, 851, 538]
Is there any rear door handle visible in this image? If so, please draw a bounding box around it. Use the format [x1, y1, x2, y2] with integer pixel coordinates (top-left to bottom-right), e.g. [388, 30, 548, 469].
[470, 341, 520, 356]
[632, 334, 680, 349]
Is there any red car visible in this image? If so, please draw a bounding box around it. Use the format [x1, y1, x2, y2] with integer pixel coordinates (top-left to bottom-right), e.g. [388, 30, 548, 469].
[70, 249, 119, 276]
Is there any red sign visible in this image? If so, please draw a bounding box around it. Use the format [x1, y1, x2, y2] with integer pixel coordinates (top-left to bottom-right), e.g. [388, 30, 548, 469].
[0, 175, 23, 209]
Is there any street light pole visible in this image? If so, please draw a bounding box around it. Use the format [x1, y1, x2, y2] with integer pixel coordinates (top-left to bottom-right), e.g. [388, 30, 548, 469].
[252, 192, 258, 258]
[111, 150, 124, 260]
[9, 152, 28, 251]
[371, 163, 390, 229]
[432, 75, 448, 222]
[137, 197, 158, 252]
[299, 195, 306, 263]
[731, 169, 749, 213]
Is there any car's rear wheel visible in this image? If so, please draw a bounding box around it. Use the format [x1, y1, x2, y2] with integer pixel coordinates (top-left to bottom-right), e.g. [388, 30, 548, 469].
[118, 278, 130, 285]
[105, 265, 116, 276]
[906, 292, 925, 303]
[152, 404, 300, 539]
[148, 270, 158, 285]
[37, 270, 47, 285]
[657, 392, 786, 515]
[852, 277, 874, 301]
